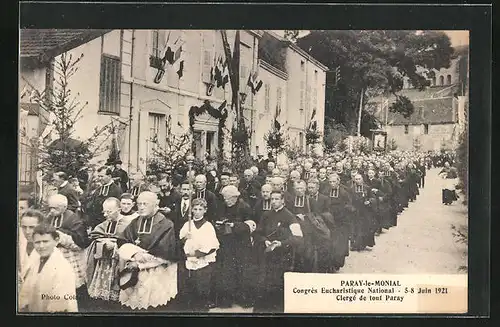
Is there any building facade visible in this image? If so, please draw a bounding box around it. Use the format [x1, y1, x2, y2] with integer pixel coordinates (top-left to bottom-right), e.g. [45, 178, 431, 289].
[373, 47, 469, 152]
[20, 29, 327, 179]
[256, 31, 327, 156]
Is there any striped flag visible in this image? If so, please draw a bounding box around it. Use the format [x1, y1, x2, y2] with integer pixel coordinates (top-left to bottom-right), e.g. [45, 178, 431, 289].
[274, 103, 281, 131]
[308, 108, 317, 129]
[247, 70, 263, 95]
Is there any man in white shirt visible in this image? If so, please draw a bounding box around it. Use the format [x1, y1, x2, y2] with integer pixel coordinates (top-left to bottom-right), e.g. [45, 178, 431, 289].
[19, 224, 78, 312]
[18, 209, 44, 286]
[178, 198, 219, 311]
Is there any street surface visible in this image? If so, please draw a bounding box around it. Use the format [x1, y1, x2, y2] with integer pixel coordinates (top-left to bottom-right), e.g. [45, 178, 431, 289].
[210, 168, 468, 313]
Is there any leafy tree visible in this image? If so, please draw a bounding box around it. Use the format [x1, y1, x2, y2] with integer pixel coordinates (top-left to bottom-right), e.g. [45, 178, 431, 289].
[323, 117, 349, 151]
[296, 30, 455, 135]
[284, 30, 299, 42]
[264, 125, 287, 160]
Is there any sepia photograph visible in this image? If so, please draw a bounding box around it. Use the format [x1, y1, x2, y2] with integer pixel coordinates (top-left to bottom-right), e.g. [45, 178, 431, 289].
[18, 27, 471, 314]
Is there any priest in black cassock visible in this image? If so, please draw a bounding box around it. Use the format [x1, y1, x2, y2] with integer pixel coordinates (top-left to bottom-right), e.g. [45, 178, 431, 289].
[306, 178, 335, 273]
[194, 174, 219, 222]
[252, 184, 273, 225]
[214, 185, 255, 308]
[350, 174, 376, 251]
[253, 191, 303, 313]
[323, 173, 354, 272]
[285, 180, 315, 273]
[86, 166, 123, 228]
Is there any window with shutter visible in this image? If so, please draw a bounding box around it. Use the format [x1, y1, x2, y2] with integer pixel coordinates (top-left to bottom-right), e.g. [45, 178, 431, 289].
[152, 30, 160, 58]
[264, 84, 270, 112]
[300, 81, 304, 110]
[99, 55, 121, 114]
[202, 50, 212, 83]
[276, 87, 282, 111]
[148, 113, 165, 161]
[313, 88, 317, 108]
[306, 85, 311, 111]
[150, 30, 166, 68]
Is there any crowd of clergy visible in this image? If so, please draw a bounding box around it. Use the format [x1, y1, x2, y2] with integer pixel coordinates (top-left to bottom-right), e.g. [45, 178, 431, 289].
[18, 150, 459, 313]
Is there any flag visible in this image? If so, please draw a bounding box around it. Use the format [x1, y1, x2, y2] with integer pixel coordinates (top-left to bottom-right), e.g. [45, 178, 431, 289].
[215, 55, 224, 87]
[173, 45, 185, 78]
[220, 59, 229, 89]
[308, 108, 317, 129]
[274, 103, 281, 131]
[247, 70, 263, 95]
[232, 31, 240, 88]
[310, 108, 316, 121]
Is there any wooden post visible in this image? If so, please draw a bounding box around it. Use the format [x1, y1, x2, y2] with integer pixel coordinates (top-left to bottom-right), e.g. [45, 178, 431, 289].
[357, 88, 364, 137]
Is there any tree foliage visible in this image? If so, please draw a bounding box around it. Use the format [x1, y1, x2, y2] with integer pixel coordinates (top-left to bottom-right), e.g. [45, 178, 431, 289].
[26, 52, 115, 179]
[284, 30, 299, 42]
[264, 126, 287, 159]
[323, 118, 349, 151]
[389, 94, 415, 118]
[296, 30, 455, 134]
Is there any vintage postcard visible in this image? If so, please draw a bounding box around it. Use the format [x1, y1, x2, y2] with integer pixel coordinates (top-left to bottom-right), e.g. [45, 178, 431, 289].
[18, 24, 473, 314]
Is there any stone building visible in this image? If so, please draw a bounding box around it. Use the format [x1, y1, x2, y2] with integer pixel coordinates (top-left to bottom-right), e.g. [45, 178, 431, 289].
[19, 29, 327, 183]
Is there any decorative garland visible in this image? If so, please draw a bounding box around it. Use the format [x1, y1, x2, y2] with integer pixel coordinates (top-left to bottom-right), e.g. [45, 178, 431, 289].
[188, 100, 228, 160]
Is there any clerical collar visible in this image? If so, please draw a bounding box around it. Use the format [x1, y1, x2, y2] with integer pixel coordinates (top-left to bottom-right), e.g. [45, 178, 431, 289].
[263, 199, 271, 210]
[330, 187, 339, 198]
[294, 195, 305, 208]
[197, 189, 206, 199]
[274, 205, 284, 212]
[106, 220, 119, 234]
[59, 181, 68, 188]
[138, 214, 155, 234]
[53, 215, 63, 229]
[99, 183, 112, 196]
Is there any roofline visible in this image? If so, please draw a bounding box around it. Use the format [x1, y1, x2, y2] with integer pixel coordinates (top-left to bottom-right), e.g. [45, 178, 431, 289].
[286, 41, 329, 71]
[258, 59, 288, 80]
[21, 29, 113, 64]
[389, 121, 457, 126]
[247, 30, 263, 38]
[264, 30, 329, 71]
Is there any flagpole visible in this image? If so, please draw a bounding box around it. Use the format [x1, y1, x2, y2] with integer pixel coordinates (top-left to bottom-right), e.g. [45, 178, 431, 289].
[186, 154, 194, 232]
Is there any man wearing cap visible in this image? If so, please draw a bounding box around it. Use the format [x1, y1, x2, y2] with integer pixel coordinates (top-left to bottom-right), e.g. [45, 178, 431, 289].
[111, 160, 129, 193]
[214, 185, 255, 308]
[53, 172, 80, 212]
